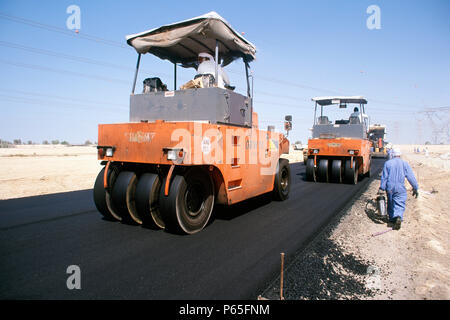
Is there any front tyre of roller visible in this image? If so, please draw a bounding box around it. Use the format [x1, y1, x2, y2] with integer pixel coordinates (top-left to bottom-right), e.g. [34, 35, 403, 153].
[273, 158, 291, 201]
[159, 169, 214, 235]
[344, 159, 358, 185]
[306, 158, 316, 182]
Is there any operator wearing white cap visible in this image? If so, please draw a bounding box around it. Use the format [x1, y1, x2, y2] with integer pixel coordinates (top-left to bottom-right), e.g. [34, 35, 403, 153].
[197, 52, 230, 89]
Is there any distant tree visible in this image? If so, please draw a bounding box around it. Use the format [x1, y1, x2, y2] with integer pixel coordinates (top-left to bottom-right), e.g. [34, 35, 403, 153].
[27, 140, 33, 145]
[43, 140, 49, 145]
[84, 140, 92, 145]
[51, 140, 59, 145]
[13, 139, 22, 145]
[61, 141, 70, 145]
[424, 141, 431, 145]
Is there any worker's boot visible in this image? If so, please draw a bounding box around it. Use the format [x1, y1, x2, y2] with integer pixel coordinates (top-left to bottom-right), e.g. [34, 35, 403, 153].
[393, 217, 402, 230]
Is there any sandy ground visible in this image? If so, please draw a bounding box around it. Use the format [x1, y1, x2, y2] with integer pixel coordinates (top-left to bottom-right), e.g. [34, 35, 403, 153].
[0, 145, 101, 200]
[262, 144, 450, 300]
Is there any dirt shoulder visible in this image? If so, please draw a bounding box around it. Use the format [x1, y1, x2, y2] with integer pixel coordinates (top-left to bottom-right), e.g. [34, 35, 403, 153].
[0, 145, 101, 200]
[261, 145, 450, 300]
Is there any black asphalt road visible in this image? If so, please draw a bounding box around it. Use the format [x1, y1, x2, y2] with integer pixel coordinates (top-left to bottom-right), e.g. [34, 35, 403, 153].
[0, 159, 384, 299]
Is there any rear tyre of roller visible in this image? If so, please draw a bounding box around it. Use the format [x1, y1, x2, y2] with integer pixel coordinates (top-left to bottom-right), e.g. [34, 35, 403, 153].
[330, 159, 342, 183]
[317, 159, 329, 183]
[111, 171, 138, 224]
[135, 173, 164, 229]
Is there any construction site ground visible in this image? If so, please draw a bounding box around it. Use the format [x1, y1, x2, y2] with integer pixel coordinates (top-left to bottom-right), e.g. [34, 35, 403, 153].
[263, 145, 450, 300]
[1, 144, 449, 300]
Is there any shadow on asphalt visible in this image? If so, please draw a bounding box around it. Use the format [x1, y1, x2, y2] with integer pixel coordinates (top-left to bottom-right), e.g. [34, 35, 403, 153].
[212, 192, 273, 221]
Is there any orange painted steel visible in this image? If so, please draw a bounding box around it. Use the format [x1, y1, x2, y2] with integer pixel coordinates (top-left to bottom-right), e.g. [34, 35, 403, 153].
[97, 112, 290, 206]
[307, 138, 371, 174]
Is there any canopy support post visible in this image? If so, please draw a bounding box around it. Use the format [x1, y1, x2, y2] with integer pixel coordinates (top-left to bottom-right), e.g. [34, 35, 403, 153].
[244, 58, 251, 98]
[214, 40, 219, 86]
[314, 102, 317, 125]
[174, 63, 177, 90]
[131, 53, 141, 95]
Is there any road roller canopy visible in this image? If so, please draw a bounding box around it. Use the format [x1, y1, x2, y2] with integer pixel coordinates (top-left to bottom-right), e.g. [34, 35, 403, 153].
[312, 96, 368, 106]
[126, 11, 257, 68]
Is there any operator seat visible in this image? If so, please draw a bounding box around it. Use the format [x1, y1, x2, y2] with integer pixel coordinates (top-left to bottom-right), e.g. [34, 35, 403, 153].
[317, 116, 330, 125]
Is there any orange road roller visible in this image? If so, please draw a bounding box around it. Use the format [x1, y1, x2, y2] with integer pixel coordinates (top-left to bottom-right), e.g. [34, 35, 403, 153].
[305, 96, 372, 184]
[93, 12, 292, 234]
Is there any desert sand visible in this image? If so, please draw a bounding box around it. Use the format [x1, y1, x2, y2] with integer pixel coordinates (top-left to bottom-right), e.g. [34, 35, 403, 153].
[0, 145, 101, 200]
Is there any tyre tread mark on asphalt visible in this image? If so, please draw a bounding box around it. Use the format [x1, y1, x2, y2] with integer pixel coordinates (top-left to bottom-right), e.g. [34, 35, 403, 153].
[0, 209, 96, 231]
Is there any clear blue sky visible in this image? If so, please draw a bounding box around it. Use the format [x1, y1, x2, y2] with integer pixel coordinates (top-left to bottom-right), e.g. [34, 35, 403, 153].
[0, 0, 449, 144]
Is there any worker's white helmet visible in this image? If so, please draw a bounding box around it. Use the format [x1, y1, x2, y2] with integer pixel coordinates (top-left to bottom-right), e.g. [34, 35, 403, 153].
[393, 148, 402, 157]
[198, 52, 215, 62]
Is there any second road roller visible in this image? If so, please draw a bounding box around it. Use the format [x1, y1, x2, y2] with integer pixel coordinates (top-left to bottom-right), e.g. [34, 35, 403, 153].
[305, 96, 372, 184]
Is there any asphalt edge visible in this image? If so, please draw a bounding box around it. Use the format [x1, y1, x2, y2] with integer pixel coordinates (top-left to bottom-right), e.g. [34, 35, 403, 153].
[259, 164, 383, 299]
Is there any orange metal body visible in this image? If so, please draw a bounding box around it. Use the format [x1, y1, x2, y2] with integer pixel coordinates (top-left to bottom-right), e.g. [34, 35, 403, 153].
[307, 137, 371, 174]
[98, 113, 289, 205]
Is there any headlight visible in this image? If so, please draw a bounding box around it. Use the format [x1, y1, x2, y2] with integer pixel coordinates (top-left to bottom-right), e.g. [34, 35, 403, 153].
[164, 148, 184, 163]
[167, 150, 177, 160]
[313, 149, 319, 154]
[348, 150, 354, 155]
[106, 148, 114, 157]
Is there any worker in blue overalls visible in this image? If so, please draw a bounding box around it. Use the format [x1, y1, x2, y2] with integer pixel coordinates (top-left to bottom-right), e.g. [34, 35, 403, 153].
[379, 148, 419, 230]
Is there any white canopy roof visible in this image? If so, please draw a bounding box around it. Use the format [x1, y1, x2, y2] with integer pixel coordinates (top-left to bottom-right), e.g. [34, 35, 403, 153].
[312, 96, 368, 106]
[126, 12, 256, 68]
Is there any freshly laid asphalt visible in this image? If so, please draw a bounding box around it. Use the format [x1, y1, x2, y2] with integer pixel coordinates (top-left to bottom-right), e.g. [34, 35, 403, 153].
[0, 159, 384, 299]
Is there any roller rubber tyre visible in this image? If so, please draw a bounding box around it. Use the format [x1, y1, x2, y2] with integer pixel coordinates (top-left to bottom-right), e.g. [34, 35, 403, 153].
[317, 159, 329, 183]
[330, 159, 342, 183]
[273, 158, 291, 201]
[159, 169, 214, 234]
[135, 173, 165, 229]
[306, 158, 316, 182]
[344, 159, 358, 185]
[365, 160, 372, 179]
[93, 167, 115, 220]
[93, 166, 122, 221]
[111, 171, 138, 223]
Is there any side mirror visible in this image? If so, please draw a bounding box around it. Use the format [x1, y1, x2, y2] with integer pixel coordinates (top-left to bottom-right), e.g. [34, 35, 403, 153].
[284, 115, 292, 136]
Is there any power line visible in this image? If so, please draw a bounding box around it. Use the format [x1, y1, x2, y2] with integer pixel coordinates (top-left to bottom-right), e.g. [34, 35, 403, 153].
[0, 11, 126, 48]
[0, 12, 439, 110]
[0, 12, 443, 114]
[0, 59, 129, 85]
[0, 88, 127, 108]
[0, 93, 127, 112]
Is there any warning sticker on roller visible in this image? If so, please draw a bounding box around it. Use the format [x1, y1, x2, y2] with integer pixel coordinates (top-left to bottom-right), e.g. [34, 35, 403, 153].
[201, 137, 211, 155]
